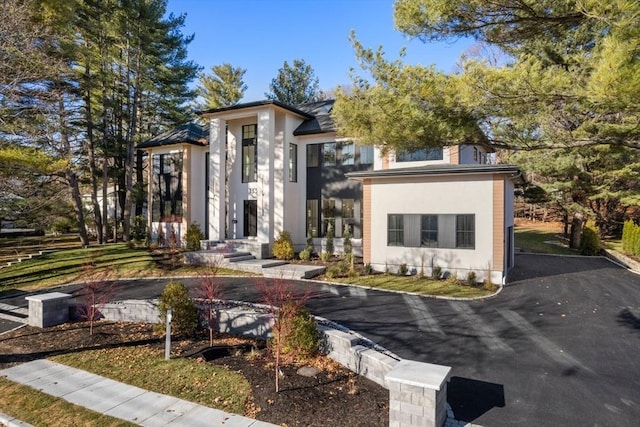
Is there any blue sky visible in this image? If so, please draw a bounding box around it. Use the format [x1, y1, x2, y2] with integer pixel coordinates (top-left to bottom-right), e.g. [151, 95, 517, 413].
[166, 0, 474, 102]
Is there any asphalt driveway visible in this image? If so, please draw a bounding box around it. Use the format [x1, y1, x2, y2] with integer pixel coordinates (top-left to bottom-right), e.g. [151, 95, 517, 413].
[1, 253, 639, 425]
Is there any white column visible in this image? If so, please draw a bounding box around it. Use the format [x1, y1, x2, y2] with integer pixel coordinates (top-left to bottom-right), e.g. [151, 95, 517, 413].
[209, 117, 226, 241]
[257, 109, 275, 247]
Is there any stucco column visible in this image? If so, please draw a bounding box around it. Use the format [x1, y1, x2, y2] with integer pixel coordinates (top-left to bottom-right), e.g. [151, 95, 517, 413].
[209, 117, 226, 241]
[257, 109, 275, 247]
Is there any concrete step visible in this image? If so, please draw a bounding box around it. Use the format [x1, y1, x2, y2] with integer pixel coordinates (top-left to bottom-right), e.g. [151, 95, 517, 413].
[222, 251, 253, 259]
[226, 255, 256, 263]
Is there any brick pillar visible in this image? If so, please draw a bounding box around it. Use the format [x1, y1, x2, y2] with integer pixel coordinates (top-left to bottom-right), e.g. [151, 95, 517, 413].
[386, 360, 451, 427]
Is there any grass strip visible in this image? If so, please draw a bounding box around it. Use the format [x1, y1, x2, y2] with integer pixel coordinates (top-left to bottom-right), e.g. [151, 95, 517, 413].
[327, 275, 494, 298]
[0, 377, 134, 427]
[51, 345, 251, 415]
[514, 227, 578, 255]
[0, 243, 253, 290]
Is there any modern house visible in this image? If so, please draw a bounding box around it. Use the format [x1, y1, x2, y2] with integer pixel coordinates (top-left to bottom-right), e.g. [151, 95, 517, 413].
[138, 99, 523, 284]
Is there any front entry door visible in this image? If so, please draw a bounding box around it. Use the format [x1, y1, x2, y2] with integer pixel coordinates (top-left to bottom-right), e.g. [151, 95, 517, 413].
[244, 200, 257, 237]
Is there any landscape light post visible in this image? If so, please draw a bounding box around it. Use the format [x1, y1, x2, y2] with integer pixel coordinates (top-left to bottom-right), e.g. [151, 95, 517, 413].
[165, 308, 172, 360]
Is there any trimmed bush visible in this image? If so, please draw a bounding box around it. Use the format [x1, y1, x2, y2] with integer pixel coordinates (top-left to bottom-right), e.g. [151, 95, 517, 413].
[580, 223, 601, 256]
[157, 281, 198, 336]
[398, 263, 408, 276]
[622, 220, 640, 256]
[299, 248, 311, 261]
[325, 222, 334, 256]
[185, 222, 204, 251]
[277, 304, 319, 360]
[273, 231, 295, 260]
[431, 265, 442, 280]
[343, 224, 352, 256]
[131, 215, 147, 242]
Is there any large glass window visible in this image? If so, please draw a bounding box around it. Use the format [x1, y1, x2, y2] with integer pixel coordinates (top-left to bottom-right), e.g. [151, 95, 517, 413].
[388, 214, 404, 246]
[307, 144, 319, 167]
[322, 199, 336, 236]
[396, 147, 443, 162]
[242, 124, 257, 182]
[342, 199, 355, 222]
[360, 145, 374, 164]
[306, 199, 319, 237]
[421, 215, 438, 247]
[323, 143, 336, 166]
[151, 152, 183, 222]
[456, 214, 475, 249]
[342, 142, 354, 165]
[289, 143, 297, 182]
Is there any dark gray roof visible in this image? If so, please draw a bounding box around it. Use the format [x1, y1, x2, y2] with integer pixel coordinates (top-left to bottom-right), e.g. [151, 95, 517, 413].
[199, 100, 314, 120]
[293, 99, 336, 135]
[137, 122, 209, 149]
[347, 163, 525, 183]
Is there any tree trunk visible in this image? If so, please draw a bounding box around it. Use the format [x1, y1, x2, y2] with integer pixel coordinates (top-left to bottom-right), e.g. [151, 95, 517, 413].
[135, 150, 145, 217]
[569, 212, 584, 249]
[83, 54, 104, 243]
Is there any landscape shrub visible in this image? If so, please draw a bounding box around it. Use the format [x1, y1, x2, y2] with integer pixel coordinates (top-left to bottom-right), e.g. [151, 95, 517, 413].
[466, 271, 478, 287]
[320, 251, 331, 262]
[185, 222, 204, 251]
[363, 263, 373, 275]
[277, 303, 319, 360]
[305, 229, 314, 254]
[580, 223, 601, 256]
[431, 265, 442, 280]
[299, 248, 311, 261]
[622, 220, 640, 256]
[325, 222, 334, 256]
[343, 224, 352, 256]
[273, 231, 295, 260]
[398, 263, 408, 276]
[157, 281, 198, 336]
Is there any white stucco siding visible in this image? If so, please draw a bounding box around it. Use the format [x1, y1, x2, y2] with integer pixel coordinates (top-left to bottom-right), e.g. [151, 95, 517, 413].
[189, 145, 207, 232]
[283, 116, 306, 247]
[368, 175, 497, 280]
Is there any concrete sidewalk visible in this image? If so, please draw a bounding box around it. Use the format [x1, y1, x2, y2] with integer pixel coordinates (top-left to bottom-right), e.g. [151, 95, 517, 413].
[1, 359, 275, 427]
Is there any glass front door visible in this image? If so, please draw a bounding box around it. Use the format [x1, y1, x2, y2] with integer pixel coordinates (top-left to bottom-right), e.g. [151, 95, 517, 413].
[244, 200, 257, 237]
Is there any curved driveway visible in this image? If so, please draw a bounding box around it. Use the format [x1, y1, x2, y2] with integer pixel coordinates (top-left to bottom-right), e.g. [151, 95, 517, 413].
[2, 254, 640, 425]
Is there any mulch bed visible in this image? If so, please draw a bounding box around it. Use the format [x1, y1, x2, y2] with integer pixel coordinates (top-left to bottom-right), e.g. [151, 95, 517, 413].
[0, 321, 388, 426]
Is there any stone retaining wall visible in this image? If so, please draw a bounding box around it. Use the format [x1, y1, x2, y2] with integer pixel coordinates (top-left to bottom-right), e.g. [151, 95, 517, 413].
[98, 299, 450, 426]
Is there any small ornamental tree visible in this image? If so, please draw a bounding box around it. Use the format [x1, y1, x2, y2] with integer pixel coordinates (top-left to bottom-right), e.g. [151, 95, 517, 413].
[195, 263, 224, 346]
[324, 222, 334, 258]
[257, 279, 316, 393]
[158, 281, 198, 336]
[75, 268, 117, 335]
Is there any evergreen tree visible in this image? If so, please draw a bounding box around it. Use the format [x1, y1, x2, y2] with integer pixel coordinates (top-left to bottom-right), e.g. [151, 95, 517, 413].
[197, 63, 247, 109]
[265, 59, 323, 105]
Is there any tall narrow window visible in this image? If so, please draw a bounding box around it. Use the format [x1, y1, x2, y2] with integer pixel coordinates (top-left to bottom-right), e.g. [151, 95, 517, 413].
[306, 199, 319, 237]
[420, 215, 438, 247]
[289, 143, 298, 182]
[359, 145, 373, 165]
[152, 152, 183, 222]
[342, 142, 354, 165]
[323, 143, 336, 166]
[242, 124, 257, 182]
[388, 214, 404, 246]
[307, 144, 319, 167]
[456, 214, 475, 249]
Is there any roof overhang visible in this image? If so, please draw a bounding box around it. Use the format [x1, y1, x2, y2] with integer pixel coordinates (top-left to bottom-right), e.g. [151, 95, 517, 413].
[198, 100, 314, 120]
[347, 164, 525, 185]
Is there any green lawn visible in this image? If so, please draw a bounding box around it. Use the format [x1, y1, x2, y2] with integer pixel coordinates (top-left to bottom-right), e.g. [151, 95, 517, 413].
[328, 274, 496, 298]
[51, 345, 251, 415]
[0, 243, 252, 291]
[0, 377, 134, 427]
[514, 226, 578, 255]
